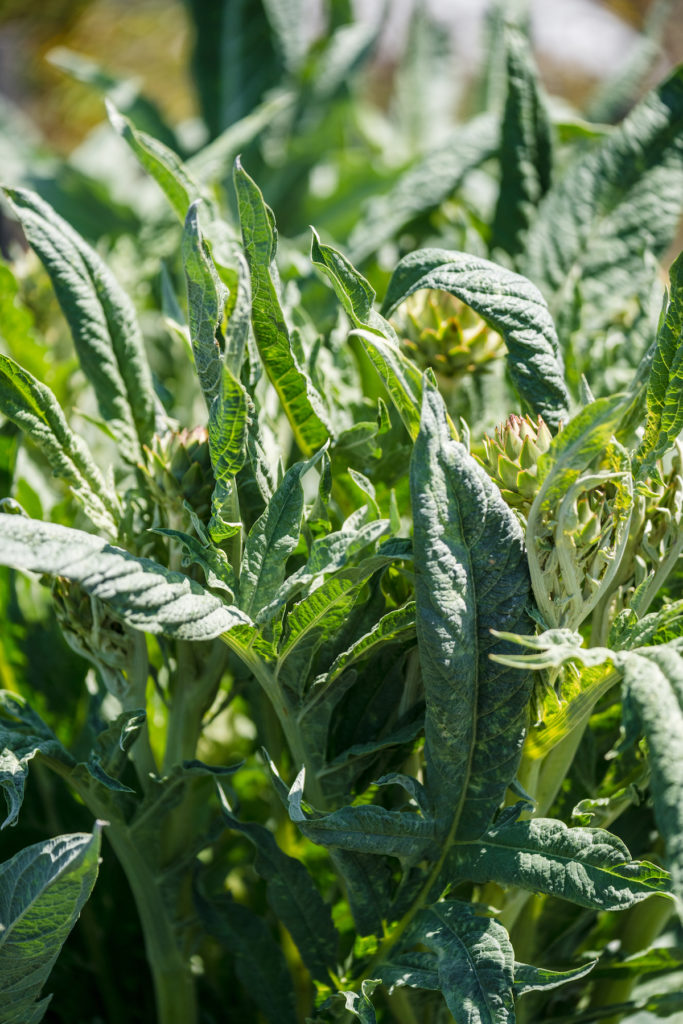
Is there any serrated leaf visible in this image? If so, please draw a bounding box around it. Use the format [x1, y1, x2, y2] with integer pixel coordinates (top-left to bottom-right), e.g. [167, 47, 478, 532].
[0, 514, 249, 641]
[394, 901, 515, 1024]
[310, 229, 425, 438]
[258, 518, 391, 621]
[491, 26, 552, 259]
[2, 187, 156, 461]
[275, 556, 401, 699]
[233, 161, 331, 454]
[152, 528, 236, 596]
[208, 264, 251, 543]
[383, 249, 569, 430]
[635, 251, 683, 472]
[182, 200, 225, 409]
[350, 328, 424, 441]
[452, 816, 671, 910]
[0, 356, 118, 536]
[525, 65, 683, 379]
[0, 823, 101, 1024]
[410, 383, 533, 840]
[347, 114, 498, 264]
[239, 455, 319, 618]
[219, 791, 337, 981]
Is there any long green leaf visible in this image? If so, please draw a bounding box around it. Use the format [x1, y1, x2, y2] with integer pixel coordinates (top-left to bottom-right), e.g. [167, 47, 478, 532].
[525, 65, 683, 378]
[0, 356, 118, 536]
[383, 249, 569, 430]
[0, 514, 249, 640]
[0, 823, 101, 1024]
[491, 26, 552, 259]
[410, 383, 533, 840]
[234, 161, 331, 454]
[239, 457, 316, 618]
[3, 187, 156, 461]
[288, 775, 435, 858]
[184, 0, 283, 138]
[276, 562, 393, 697]
[635, 251, 683, 472]
[182, 201, 225, 409]
[347, 114, 498, 264]
[219, 791, 337, 981]
[107, 101, 208, 222]
[387, 901, 516, 1024]
[622, 646, 683, 909]
[453, 816, 671, 910]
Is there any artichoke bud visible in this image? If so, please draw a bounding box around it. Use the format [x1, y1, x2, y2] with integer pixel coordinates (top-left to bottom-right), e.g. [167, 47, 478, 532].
[52, 578, 134, 699]
[142, 425, 214, 523]
[479, 413, 554, 515]
[394, 290, 505, 381]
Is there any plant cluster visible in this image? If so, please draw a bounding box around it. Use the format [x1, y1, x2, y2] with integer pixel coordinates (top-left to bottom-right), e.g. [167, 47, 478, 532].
[1, 3, 683, 1023]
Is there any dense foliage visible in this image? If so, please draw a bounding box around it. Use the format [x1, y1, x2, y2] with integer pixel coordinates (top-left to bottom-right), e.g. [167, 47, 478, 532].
[1, 3, 683, 1023]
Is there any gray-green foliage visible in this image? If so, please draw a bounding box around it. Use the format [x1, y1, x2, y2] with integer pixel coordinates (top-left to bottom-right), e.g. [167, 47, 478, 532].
[1, 5, 683, 1024]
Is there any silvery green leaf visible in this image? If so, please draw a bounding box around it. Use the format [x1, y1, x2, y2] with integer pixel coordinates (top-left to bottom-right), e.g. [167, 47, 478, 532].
[491, 26, 552, 259]
[410, 383, 533, 840]
[288, 797, 435, 859]
[400, 901, 515, 1024]
[239, 455, 320, 618]
[107, 100, 211, 222]
[207, 259, 251, 543]
[0, 823, 102, 1024]
[2, 187, 156, 462]
[234, 160, 331, 455]
[0, 693, 74, 829]
[0, 514, 249, 641]
[622, 646, 683, 910]
[152, 528, 236, 596]
[0, 355, 118, 537]
[453, 816, 671, 910]
[182, 200, 225, 410]
[383, 249, 568, 430]
[347, 114, 498, 264]
[635, 251, 683, 473]
[332, 980, 379, 1023]
[525, 65, 683, 378]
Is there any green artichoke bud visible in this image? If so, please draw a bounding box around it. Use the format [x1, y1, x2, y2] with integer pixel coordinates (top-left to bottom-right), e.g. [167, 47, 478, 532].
[479, 413, 554, 515]
[394, 291, 505, 381]
[142, 426, 214, 523]
[52, 578, 135, 699]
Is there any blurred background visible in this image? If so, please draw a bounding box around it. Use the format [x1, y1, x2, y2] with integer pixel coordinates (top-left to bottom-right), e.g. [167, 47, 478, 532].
[2, 0, 682, 155]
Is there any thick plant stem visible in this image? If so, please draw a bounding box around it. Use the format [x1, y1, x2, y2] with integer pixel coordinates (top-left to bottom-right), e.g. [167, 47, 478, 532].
[105, 824, 198, 1024]
[51, 762, 198, 1024]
